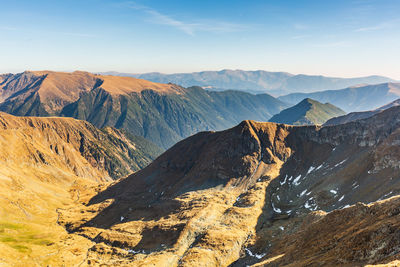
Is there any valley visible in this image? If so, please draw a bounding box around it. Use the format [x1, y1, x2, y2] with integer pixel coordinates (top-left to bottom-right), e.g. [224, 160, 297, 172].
[2, 70, 400, 266]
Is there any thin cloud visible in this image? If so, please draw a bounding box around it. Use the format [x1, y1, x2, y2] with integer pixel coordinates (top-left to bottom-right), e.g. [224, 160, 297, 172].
[292, 35, 309, 40]
[61, 32, 97, 38]
[293, 23, 309, 30]
[123, 2, 247, 35]
[0, 26, 17, 31]
[355, 20, 398, 32]
[313, 41, 352, 48]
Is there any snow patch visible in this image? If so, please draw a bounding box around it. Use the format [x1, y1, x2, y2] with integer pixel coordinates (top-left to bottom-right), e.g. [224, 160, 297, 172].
[120, 216, 124, 222]
[272, 201, 282, 213]
[279, 226, 284, 231]
[280, 175, 288, 185]
[334, 159, 347, 167]
[330, 189, 337, 194]
[293, 175, 302, 186]
[245, 248, 266, 259]
[300, 190, 307, 197]
[338, 195, 344, 202]
[307, 166, 315, 174]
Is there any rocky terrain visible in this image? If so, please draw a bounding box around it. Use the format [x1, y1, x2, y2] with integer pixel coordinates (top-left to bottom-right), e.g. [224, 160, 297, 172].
[0, 71, 288, 149]
[55, 105, 400, 266]
[104, 69, 394, 95]
[278, 82, 400, 112]
[269, 98, 346, 125]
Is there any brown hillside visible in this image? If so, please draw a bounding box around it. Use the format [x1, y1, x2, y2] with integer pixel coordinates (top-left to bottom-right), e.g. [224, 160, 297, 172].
[0, 71, 183, 115]
[60, 105, 400, 266]
[0, 113, 160, 265]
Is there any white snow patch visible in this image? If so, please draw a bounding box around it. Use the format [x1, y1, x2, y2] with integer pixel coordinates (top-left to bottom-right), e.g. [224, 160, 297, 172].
[245, 248, 266, 259]
[272, 201, 282, 213]
[332, 147, 336, 151]
[307, 166, 315, 174]
[306, 191, 312, 196]
[128, 249, 146, 254]
[334, 159, 347, 167]
[277, 195, 280, 201]
[293, 175, 302, 186]
[120, 216, 124, 222]
[279, 226, 284, 231]
[338, 195, 344, 202]
[300, 190, 307, 197]
[304, 201, 312, 209]
[315, 164, 323, 170]
[330, 189, 337, 194]
[280, 175, 288, 185]
[236, 196, 240, 202]
[379, 191, 393, 200]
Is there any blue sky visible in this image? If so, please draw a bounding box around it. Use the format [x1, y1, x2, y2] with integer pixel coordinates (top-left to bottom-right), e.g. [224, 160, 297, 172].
[1, 0, 400, 78]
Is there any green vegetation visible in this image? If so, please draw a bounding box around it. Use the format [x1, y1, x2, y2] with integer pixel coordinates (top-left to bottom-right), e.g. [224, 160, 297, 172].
[61, 86, 288, 148]
[269, 98, 346, 125]
[0, 221, 53, 253]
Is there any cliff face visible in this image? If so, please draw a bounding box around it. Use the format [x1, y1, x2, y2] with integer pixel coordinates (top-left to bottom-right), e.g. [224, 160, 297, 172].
[60, 105, 400, 266]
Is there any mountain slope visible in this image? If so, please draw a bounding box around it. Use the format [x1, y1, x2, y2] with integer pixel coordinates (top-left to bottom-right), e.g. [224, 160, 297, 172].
[103, 69, 395, 95]
[60, 86, 288, 149]
[60, 105, 400, 266]
[0, 71, 288, 149]
[269, 98, 346, 125]
[325, 98, 400, 125]
[0, 112, 161, 180]
[278, 82, 400, 112]
[0, 113, 161, 265]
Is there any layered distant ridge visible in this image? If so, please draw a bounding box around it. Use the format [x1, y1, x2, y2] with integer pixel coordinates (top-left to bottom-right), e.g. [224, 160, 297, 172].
[0, 71, 288, 148]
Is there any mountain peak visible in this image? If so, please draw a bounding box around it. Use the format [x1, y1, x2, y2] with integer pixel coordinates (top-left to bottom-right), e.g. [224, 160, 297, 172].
[269, 98, 346, 125]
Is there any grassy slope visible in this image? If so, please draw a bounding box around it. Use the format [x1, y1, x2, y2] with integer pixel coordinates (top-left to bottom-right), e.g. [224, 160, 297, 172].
[269, 98, 346, 125]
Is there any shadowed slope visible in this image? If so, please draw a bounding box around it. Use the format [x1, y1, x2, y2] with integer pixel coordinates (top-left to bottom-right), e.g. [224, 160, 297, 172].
[61, 105, 400, 266]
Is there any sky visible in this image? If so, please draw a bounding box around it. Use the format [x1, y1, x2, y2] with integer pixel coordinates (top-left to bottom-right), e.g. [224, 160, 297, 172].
[1, 0, 400, 79]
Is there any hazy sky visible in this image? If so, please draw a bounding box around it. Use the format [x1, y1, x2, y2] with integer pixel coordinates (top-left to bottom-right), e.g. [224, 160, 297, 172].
[1, 0, 400, 79]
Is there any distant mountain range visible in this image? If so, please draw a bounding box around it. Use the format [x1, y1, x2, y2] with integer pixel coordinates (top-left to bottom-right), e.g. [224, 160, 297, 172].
[0, 71, 288, 149]
[324, 98, 400, 126]
[101, 69, 396, 95]
[278, 82, 400, 112]
[269, 98, 346, 125]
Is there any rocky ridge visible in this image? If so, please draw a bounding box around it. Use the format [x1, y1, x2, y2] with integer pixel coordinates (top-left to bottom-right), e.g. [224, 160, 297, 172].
[60, 105, 400, 266]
